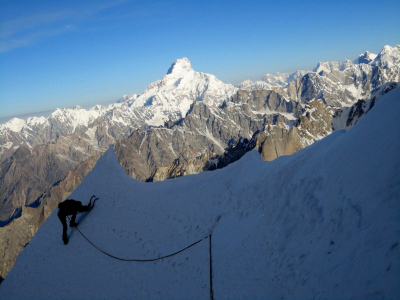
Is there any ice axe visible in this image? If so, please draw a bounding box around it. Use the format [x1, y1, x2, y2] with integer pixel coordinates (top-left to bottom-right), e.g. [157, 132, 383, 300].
[88, 195, 99, 210]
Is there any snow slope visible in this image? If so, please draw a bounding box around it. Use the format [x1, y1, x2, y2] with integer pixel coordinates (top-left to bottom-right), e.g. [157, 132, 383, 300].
[1, 88, 399, 299]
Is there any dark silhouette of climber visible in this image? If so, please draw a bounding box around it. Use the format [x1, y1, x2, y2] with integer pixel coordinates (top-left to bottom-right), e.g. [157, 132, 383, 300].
[57, 195, 98, 245]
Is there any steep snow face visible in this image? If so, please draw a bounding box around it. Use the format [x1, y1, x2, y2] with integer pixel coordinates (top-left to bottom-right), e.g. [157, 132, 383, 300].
[1, 87, 399, 299]
[127, 57, 237, 126]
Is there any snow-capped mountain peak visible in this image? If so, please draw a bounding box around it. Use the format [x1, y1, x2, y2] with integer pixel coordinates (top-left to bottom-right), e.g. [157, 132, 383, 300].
[126, 57, 237, 126]
[356, 51, 377, 64]
[374, 44, 400, 69]
[238, 70, 308, 91]
[166, 57, 194, 75]
[313, 50, 381, 74]
[0, 118, 26, 133]
[261, 70, 307, 85]
[313, 61, 345, 74]
[26, 116, 47, 127]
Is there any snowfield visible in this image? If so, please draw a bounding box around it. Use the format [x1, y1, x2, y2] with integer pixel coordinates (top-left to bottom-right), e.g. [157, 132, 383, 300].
[1, 88, 399, 299]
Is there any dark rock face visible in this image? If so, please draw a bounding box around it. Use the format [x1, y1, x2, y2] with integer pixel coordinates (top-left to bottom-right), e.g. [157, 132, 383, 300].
[244, 99, 332, 162]
[332, 82, 398, 131]
[231, 89, 301, 113]
[114, 100, 270, 182]
[120, 98, 333, 181]
[114, 91, 302, 183]
[346, 100, 372, 127]
[205, 137, 255, 171]
[152, 149, 216, 181]
[255, 124, 303, 161]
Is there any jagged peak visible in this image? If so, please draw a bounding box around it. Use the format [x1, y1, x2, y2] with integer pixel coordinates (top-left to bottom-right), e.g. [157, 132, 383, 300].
[382, 45, 394, 52]
[166, 58, 193, 75]
[357, 51, 377, 64]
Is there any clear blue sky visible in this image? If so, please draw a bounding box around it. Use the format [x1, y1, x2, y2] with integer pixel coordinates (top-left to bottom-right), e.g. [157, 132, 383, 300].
[0, 0, 399, 122]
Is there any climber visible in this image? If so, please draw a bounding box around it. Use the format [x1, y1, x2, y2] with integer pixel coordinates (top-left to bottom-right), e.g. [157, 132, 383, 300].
[57, 195, 98, 245]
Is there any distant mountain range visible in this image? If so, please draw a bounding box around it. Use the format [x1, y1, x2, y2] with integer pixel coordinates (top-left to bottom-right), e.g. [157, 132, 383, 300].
[0, 44, 399, 280]
[2, 45, 399, 160]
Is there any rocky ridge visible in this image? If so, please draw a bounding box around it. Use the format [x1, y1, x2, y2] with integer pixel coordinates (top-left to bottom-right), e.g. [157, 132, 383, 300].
[241, 45, 400, 107]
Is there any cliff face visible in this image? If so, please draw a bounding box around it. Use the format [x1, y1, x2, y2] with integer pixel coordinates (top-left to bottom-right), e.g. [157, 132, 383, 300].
[114, 99, 274, 182]
[231, 89, 301, 113]
[118, 98, 332, 181]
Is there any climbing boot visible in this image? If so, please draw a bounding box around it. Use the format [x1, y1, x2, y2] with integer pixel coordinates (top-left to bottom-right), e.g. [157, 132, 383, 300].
[70, 222, 79, 227]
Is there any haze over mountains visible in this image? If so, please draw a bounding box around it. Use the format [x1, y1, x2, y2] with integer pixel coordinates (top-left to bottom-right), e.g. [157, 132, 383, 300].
[0, 44, 399, 282]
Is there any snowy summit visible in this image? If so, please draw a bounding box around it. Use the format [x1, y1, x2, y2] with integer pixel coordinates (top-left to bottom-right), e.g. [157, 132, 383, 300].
[166, 57, 194, 75]
[126, 57, 237, 126]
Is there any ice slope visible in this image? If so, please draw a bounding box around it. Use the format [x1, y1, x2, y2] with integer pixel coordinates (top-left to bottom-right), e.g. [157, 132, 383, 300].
[1, 88, 399, 299]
